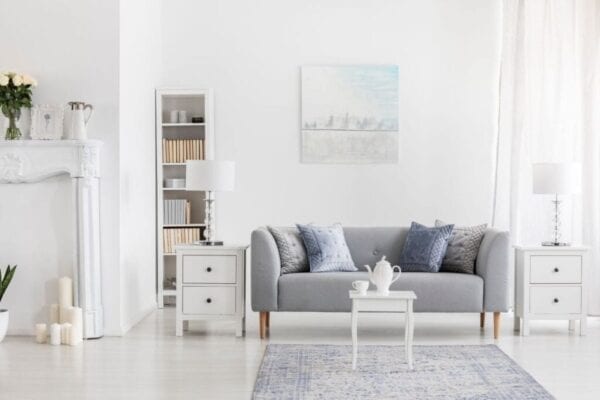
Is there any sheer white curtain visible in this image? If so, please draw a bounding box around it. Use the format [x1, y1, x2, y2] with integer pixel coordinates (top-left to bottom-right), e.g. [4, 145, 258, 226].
[493, 0, 600, 314]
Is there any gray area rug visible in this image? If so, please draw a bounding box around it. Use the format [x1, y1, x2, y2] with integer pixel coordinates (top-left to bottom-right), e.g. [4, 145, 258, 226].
[253, 344, 553, 400]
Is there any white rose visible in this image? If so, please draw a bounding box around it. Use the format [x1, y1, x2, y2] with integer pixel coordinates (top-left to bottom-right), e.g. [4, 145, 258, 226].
[12, 74, 23, 86]
[0, 74, 8, 86]
[22, 74, 37, 87]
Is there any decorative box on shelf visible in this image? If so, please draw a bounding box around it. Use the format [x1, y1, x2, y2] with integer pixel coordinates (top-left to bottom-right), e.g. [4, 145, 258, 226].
[175, 244, 248, 337]
[514, 245, 589, 336]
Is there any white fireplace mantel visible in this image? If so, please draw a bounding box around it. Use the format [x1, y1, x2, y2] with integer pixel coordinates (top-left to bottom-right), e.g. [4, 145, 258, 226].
[0, 139, 101, 182]
[0, 139, 103, 338]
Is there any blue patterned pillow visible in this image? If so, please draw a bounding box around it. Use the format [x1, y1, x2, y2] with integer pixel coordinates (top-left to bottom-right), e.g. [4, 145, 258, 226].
[296, 223, 357, 273]
[400, 222, 454, 272]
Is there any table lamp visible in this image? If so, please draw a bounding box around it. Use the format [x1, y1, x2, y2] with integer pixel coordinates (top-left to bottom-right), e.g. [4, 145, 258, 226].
[185, 160, 235, 246]
[532, 162, 580, 246]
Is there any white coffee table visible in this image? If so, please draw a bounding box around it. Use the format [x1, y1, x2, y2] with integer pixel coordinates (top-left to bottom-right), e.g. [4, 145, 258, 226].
[349, 290, 417, 370]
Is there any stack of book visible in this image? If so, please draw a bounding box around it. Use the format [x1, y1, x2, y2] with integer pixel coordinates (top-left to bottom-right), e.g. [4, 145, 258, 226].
[163, 199, 191, 225]
[163, 228, 201, 253]
[162, 139, 204, 163]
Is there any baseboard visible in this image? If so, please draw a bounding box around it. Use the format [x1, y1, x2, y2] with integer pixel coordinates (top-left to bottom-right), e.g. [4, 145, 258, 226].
[5, 328, 33, 336]
[120, 302, 157, 335]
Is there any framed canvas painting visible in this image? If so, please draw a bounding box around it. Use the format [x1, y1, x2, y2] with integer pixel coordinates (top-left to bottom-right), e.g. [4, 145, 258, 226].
[301, 65, 399, 164]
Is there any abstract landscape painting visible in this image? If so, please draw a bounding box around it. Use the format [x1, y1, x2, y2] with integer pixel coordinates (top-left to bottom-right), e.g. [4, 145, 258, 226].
[301, 65, 399, 163]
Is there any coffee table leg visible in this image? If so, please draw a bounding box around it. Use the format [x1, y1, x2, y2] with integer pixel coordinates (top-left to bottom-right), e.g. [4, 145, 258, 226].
[351, 301, 358, 370]
[407, 300, 414, 370]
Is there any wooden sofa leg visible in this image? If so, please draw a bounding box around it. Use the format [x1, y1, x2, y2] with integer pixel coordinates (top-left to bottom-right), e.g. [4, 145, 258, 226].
[266, 312, 270, 328]
[480, 312, 485, 328]
[259, 312, 268, 339]
[493, 312, 500, 339]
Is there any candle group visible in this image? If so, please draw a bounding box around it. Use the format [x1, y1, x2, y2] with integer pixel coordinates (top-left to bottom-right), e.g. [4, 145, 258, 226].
[36, 276, 84, 346]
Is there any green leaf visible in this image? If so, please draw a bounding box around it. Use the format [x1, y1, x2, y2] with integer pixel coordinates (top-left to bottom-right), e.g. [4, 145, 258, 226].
[0, 265, 17, 303]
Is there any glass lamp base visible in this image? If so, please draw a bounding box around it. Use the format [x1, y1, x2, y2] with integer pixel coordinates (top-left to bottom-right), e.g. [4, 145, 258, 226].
[541, 241, 570, 247]
[193, 240, 224, 246]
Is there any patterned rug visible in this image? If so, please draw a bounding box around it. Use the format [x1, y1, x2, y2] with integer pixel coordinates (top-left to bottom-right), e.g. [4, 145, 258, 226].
[253, 344, 553, 400]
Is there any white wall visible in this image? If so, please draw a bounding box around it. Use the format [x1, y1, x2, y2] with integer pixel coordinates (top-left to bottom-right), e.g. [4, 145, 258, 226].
[0, 0, 122, 335]
[0, 0, 161, 335]
[119, 0, 161, 332]
[161, 0, 502, 325]
[1, 0, 502, 334]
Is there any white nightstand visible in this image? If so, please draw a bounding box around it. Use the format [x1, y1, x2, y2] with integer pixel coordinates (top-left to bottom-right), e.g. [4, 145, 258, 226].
[175, 244, 248, 337]
[514, 245, 589, 336]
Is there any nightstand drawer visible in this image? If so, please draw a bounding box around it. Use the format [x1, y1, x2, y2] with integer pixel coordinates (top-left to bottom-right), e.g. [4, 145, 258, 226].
[182, 286, 236, 315]
[530, 255, 581, 284]
[183, 255, 237, 284]
[530, 286, 581, 314]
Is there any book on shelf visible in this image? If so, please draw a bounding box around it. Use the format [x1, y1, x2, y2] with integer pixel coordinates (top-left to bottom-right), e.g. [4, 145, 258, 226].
[163, 199, 191, 225]
[162, 227, 202, 254]
[162, 139, 205, 163]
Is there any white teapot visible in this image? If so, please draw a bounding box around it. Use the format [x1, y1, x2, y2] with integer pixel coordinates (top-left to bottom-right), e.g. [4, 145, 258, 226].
[364, 256, 401, 296]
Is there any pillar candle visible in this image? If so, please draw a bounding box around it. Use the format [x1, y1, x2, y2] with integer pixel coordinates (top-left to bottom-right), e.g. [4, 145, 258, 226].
[49, 304, 59, 324]
[61, 323, 72, 345]
[59, 306, 73, 324]
[69, 307, 83, 346]
[49, 323, 61, 346]
[58, 276, 73, 308]
[35, 323, 47, 344]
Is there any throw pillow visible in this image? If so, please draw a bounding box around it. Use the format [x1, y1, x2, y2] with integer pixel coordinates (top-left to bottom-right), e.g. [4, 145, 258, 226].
[267, 226, 309, 274]
[296, 223, 357, 273]
[435, 220, 487, 274]
[400, 222, 454, 272]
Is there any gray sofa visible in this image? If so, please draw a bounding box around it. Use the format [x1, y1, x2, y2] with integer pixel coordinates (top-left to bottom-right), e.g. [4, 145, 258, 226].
[251, 226, 511, 339]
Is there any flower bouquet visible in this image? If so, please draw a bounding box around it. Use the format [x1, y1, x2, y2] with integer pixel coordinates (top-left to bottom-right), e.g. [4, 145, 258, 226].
[0, 72, 37, 140]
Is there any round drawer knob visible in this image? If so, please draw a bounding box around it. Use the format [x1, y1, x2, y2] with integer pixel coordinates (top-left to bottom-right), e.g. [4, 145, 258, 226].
[553, 298, 559, 303]
[206, 267, 212, 272]
[553, 267, 560, 273]
[206, 298, 212, 304]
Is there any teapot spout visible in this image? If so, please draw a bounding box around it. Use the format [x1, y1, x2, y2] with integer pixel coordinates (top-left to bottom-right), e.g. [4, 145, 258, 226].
[364, 265, 374, 284]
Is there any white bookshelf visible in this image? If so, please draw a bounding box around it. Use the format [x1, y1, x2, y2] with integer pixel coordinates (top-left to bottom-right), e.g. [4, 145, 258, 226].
[155, 88, 214, 307]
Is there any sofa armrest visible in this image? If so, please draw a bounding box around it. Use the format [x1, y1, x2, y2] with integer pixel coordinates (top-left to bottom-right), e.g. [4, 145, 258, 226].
[251, 228, 280, 312]
[475, 229, 512, 312]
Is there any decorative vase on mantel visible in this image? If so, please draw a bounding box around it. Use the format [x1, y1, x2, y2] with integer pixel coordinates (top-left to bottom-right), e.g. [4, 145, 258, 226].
[3, 108, 22, 140]
[0, 72, 37, 140]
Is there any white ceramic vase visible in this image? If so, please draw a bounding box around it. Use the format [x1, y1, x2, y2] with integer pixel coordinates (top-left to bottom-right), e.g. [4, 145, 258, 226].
[0, 309, 8, 342]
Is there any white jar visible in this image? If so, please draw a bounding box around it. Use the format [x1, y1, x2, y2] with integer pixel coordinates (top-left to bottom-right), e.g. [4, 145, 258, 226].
[169, 110, 179, 123]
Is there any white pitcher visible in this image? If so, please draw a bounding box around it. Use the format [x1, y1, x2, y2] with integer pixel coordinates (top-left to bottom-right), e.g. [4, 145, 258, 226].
[67, 101, 93, 140]
[364, 256, 401, 296]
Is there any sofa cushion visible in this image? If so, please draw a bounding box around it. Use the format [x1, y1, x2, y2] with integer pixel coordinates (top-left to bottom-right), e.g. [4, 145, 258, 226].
[343, 227, 409, 271]
[435, 220, 487, 274]
[399, 222, 453, 272]
[278, 271, 483, 312]
[267, 226, 309, 274]
[296, 223, 357, 273]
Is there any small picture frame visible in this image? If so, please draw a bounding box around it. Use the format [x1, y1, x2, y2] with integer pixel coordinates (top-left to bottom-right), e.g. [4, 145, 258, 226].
[30, 105, 64, 140]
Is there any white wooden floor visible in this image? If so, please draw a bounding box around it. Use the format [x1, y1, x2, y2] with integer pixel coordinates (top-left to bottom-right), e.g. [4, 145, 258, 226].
[2, 309, 599, 399]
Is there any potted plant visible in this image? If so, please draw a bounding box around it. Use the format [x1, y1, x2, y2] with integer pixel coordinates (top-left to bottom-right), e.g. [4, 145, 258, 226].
[0, 265, 17, 342]
[0, 72, 37, 140]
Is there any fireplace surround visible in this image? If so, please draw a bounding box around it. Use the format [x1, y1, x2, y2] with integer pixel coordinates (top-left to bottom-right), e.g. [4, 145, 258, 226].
[0, 140, 103, 338]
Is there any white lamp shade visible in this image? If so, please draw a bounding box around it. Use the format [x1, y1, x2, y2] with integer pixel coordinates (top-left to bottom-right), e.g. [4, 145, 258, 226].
[532, 162, 580, 195]
[185, 160, 235, 191]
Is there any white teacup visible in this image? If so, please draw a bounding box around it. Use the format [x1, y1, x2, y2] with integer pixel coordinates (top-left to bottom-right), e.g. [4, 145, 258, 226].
[352, 280, 369, 295]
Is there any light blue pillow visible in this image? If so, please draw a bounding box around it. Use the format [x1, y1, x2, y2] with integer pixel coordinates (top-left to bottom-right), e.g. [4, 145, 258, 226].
[296, 223, 357, 273]
[400, 222, 454, 272]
